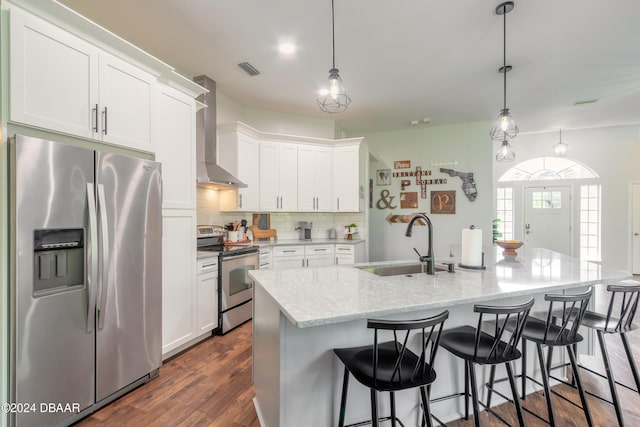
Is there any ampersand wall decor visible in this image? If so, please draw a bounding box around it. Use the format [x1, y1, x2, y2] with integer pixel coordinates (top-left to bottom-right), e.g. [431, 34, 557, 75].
[376, 189, 397, 209]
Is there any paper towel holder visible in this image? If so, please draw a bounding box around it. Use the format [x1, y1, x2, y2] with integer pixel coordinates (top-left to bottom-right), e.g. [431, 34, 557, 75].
[458, 225, 487, 270]
[458, 253, 487, 270]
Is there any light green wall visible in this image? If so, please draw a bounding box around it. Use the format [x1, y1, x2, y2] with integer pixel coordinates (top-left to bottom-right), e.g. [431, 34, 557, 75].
[353, 121, 494, 262]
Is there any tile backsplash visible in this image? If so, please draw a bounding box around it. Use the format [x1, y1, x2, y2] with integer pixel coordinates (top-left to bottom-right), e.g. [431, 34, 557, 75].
[197, 188, 365, 240]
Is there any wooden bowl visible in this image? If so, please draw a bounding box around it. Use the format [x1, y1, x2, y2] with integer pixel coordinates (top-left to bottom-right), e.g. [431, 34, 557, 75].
[496, 240, 524, 256]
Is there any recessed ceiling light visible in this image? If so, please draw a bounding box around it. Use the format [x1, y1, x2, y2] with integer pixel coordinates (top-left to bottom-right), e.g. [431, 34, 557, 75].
[279, 43, 296, 54]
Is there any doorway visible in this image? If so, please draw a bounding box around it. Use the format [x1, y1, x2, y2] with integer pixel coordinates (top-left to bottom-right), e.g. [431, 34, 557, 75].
[523, 186, 572, 255]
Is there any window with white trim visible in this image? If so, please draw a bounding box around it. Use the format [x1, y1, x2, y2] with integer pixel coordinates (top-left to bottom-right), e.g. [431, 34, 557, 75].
[496, 187, 513, 240]
[580, 184, 601, 261]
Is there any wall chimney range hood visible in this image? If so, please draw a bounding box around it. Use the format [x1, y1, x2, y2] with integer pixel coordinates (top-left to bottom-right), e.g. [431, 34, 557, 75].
[194, 75, 246, 189]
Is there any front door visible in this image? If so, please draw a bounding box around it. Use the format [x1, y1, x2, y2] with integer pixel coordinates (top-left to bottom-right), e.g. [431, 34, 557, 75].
[524, 186, 572, 255]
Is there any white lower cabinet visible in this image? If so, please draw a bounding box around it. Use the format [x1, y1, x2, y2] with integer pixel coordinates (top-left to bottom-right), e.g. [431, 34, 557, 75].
[196, 257, 218, 334]
[259, 247, 273, 270]
[304, 245, 335, 267]
[272, 246, 305, 269]
[335, 244, 356, 265]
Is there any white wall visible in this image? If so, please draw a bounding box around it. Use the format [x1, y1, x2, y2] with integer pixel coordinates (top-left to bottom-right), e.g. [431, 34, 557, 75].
[355, 122, 494, 262]
[493, 124, 640, 271]
[217, 91, 337, 139]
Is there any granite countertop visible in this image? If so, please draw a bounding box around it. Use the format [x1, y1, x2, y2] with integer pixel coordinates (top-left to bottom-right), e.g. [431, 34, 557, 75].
[249, 246, 631, 328]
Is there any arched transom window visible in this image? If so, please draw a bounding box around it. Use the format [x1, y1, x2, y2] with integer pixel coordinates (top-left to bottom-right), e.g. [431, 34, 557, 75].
[498, 157, 598, 182]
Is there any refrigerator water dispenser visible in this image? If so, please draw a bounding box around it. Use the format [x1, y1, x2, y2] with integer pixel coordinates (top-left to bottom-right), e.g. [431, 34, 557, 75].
[33, 228, 84, 296]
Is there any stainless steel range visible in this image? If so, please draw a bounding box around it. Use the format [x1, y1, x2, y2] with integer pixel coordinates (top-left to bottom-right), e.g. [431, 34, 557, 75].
[197, 225, 259, 334]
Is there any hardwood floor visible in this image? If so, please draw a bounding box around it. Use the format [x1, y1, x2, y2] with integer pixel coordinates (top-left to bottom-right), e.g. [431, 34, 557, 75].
[78, 286, 640, 426]
[77, 322, 259, 427]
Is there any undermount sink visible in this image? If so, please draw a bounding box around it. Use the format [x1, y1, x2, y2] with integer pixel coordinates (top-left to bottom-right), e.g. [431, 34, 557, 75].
[356, 262, 450, 277]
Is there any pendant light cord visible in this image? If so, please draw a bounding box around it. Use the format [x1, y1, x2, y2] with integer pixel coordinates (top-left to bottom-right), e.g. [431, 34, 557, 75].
[502, 3, 507, 110]
[331, 0, 336, 68]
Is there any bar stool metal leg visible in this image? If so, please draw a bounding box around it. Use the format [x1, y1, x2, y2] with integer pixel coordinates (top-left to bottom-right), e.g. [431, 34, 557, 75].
[620, 333, 640, 393]
[464, 362, 470, 420]
[389, 392, 396, 427]
[521, 339, 527, 400]
[567, 345, 594, 427]
[370, 389, 379, 427]
[536, 342, 556, 426]
[486, 365, 496, 407]
[598, 330, 625, 427]
[505, 361, 526, 427]
[467, 361, 481, 427]
[420, 386, 433, 427]
[338, 367, 349, 427]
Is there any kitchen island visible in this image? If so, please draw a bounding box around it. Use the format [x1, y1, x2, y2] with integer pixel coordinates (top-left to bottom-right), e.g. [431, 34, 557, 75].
[249, 247, 630, 427]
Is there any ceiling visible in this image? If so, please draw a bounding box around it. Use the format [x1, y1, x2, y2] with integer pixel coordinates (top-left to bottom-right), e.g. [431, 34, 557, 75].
[58, 0, 640, 135]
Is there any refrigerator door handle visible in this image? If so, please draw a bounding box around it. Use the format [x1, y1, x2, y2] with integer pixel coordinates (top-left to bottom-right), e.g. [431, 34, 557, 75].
[87, 183, 98, 333]
[97, 184, 110, 330]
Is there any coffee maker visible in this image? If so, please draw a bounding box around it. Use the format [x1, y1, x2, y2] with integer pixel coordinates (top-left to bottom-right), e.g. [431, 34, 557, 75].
[296, 221, 313, 241]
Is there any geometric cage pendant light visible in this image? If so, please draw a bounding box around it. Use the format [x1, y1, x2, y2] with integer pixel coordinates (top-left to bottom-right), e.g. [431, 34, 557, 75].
[316, 0, 351, 113]
[490, 1, 518, 141]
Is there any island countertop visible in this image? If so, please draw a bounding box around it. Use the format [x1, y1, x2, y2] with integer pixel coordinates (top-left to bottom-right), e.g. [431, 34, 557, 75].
[249, 246, 631, 328]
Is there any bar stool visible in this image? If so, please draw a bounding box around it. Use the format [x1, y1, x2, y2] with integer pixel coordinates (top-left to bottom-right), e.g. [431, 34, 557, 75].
[334, 310, 449, 427]
[437, 298, 534, 427]
[551, 281, 640, 427]
[488, 288, 594, 427]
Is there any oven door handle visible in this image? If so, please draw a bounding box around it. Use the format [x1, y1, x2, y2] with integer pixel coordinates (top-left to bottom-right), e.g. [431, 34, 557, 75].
[221, 251, 259, 261]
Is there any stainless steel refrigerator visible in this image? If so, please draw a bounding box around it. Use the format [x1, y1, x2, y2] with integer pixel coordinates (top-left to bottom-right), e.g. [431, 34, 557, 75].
[8, 135, 162, 426]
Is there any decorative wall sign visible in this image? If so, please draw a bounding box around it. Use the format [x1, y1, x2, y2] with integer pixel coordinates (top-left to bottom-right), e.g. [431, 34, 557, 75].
[430, 190, 456, 214]
[440, 168, 478, 201]
[376, 189, 397, 209]
[376, 169, 391, 186]
[385, 213, 426, 225]
[394, 160, 411, 169]
[431, 161, 459, 168]
[400, 192, 418, 209]
[400, 179, 411, 190]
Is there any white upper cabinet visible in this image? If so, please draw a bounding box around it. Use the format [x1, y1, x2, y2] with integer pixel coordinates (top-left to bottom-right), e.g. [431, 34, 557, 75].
[155, 84, 196, 209]
[10, 8, 99, 138]
[97, 53, 156, 152]
[260, 141, 298, 211]
[298, 146, 332, 212]
[333, 141, 367, 212]
[9, 6, 157, 152]
[218, 124, 260, 212]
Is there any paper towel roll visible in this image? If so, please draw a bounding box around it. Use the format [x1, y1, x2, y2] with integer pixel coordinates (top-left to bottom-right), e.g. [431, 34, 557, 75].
[461, 228, 483, 267]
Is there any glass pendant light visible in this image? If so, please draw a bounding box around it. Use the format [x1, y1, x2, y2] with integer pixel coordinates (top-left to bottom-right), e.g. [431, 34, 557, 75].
[496, 139, 515, 162]
[316, 0, 351, 113]
[490, 2, 518, 141]
[553, 129, 568, 157]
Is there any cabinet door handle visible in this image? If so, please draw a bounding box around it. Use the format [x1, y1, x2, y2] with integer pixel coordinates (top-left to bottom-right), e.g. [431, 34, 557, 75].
[302, 259, 305, 267]
[92, 104, 99, 132]
[102, 106, 108, 135]
[239, 194, 243, 208]
[282, 250, 296, 253]
[337, 197, 340, 210]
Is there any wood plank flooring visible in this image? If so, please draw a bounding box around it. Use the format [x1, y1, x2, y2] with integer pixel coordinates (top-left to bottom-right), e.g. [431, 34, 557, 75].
[77, 286, 640, 426]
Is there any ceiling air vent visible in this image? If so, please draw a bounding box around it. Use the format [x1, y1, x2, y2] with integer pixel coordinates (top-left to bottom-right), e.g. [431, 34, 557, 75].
[572, 98, 598, 106]
[238, 61, 260, 76]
